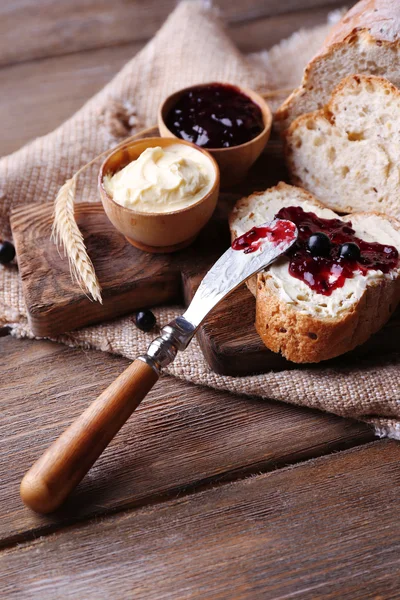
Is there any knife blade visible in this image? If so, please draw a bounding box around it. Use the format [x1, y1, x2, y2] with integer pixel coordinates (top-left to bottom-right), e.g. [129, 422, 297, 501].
[143, 218, 297, 369]
[185, 218, 297, 329]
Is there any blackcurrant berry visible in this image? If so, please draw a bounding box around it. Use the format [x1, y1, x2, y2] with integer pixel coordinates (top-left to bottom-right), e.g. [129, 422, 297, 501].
[307, 232, 331, 257]
[339, 242, 361, 261]
[0, 241, 15, 265]
[134, 310, 156, 332]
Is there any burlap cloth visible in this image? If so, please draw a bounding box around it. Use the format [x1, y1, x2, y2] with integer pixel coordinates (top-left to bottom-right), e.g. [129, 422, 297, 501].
[1, 2, 399, 439]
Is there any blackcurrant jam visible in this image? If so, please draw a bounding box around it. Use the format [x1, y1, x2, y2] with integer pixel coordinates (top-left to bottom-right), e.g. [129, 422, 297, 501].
[275, 206, 399, 295]
[232, 220, 296, 254]
[165, 83, 265, 149]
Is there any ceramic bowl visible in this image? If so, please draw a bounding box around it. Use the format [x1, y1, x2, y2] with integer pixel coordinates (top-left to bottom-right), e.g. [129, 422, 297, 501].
[98, 137, 220, 253]
[158, 82, 272, 187]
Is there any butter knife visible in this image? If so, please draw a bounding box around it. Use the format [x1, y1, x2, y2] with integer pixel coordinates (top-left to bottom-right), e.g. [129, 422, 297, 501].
[20, 218, 297, 514]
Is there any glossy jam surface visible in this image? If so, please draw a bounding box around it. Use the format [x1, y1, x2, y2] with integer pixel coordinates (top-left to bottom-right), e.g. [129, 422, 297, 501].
[165, 83, 264, 149]
[275, 206, 399, 295]
[232, 220, 297, 254]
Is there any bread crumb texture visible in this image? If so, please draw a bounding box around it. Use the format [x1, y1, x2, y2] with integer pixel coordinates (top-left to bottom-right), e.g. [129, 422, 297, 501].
[286, 74, 400, 218]
[229, 182, 400, 363]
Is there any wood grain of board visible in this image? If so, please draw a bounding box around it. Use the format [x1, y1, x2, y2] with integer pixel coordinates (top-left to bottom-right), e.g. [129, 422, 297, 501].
[0, 336, 373, 545]
[10, 200, 226, 337]
[1, 440, 398, 600]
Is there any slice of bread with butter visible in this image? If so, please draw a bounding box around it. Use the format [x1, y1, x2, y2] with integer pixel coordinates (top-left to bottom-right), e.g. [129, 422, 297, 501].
[230, 182, 400, 363]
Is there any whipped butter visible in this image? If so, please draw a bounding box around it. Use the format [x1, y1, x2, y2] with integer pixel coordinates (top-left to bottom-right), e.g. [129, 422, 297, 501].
[104, 144, 215, 213]
[231, 193, 400, 319]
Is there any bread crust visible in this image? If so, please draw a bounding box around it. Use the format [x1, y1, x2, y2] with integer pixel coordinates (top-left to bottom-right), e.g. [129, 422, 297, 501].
[229, 182, 326, 241]
[323, 0, 400, 47]
[230, 182, 400, 363]
[256, 260, 400, 364]
[275, 0, 400, 131]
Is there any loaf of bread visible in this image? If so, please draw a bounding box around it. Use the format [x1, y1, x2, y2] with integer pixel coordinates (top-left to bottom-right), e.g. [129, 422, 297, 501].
[229, 182, 400, 363]
[285, 74, 400, 217]
[276, 0, 400, 132]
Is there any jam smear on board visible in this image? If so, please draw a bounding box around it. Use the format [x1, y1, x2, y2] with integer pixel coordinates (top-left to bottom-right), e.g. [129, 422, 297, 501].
[275, 206, 399, 295]
[165, 83, 264, 149]
[232, 220, 297, 254]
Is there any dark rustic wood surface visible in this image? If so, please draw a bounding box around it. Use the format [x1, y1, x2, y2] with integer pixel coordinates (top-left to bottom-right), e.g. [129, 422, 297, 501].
[0, 1, 346, 156]
[3, 2, 399, 599]
[0, 335, 373, 546]
[2, 441, 400, 599]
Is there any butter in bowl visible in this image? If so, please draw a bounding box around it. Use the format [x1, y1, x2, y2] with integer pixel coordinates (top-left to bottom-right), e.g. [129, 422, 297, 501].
[99, 137, 220, 253]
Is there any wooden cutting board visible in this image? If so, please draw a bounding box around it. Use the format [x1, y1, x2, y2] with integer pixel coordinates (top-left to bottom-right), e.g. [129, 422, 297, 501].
[10, 129, 400, 376]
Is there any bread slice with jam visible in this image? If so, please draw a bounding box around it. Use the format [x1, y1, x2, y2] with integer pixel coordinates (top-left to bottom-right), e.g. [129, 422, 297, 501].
[229, 182, 400, 363]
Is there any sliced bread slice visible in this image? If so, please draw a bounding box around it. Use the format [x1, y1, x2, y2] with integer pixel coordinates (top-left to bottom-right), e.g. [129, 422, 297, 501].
[276, 0, 400, 132]
[229, 182, 400, 363]
[286, 75, 400, 218]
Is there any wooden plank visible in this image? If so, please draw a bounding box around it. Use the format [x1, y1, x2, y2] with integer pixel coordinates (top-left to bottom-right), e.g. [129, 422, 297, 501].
[0, 4, 340, 156]
[0, 44, 142, 157]
[1, 440, 399, 599]
[0, 1, 176, 67]
[11, 202, 183, 336]
[0, 1, 349, 67]
[0, 336, 373, 545]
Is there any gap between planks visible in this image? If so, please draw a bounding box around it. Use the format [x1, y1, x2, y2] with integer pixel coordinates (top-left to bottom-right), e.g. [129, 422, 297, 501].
[0, 436, 382, 556]
[1, 439, 398, 600]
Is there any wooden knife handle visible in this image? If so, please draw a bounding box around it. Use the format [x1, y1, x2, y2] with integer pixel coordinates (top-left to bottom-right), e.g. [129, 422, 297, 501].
[20, 359, 159, 514]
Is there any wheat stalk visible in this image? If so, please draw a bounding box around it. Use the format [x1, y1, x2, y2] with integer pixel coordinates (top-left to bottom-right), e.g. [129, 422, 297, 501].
[261, 87, 293, 99]
[52, 175, 103, 303]
[51, 127, 157, 303]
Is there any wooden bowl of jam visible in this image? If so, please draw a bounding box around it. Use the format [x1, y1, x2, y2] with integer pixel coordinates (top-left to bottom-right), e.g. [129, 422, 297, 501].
[158, 82, 272, 188]
[98, 137, 220, 253]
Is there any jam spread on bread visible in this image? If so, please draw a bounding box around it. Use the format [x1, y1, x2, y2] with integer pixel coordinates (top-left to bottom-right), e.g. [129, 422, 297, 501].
[275, 206, 399, 295]
[232, 220, 296, 254]
[165, 83, 264, 148]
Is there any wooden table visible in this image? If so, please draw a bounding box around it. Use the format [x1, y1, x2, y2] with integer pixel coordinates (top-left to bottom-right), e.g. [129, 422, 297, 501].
[2, 2, 400, 598]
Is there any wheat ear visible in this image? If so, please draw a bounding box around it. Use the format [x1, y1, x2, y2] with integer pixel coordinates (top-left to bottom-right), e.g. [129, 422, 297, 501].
[52, 175, 103, 303]
[51, 126, 165, 302]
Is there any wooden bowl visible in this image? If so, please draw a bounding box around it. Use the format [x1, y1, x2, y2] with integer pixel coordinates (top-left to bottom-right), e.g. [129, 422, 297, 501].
[98, 137, 220, 253]
[158, 83, 272, 188]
